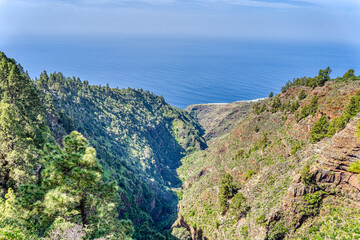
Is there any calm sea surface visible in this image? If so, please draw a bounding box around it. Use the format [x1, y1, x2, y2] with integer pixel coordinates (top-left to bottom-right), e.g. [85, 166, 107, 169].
[1, 37, 359, 108]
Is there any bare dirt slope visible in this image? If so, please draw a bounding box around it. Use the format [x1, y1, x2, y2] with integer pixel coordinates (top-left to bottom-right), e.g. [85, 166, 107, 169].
[185, 100, 263, 140]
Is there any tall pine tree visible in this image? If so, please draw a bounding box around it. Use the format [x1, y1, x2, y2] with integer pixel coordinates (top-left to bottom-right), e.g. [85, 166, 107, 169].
[0, 52, 49, 196]
[41, 131, 133, 239]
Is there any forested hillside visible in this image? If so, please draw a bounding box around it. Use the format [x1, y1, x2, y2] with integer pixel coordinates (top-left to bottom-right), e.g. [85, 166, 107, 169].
[0, 52, 206, 239]
[0, 52, 130, 239]
[36, 69, 207, 239]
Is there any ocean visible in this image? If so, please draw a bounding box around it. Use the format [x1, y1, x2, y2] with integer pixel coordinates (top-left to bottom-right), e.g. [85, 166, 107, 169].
[1, 37, 359, 109]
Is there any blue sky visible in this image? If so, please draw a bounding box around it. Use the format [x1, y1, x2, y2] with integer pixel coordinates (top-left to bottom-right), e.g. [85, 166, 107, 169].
[0, 0, 359, 44]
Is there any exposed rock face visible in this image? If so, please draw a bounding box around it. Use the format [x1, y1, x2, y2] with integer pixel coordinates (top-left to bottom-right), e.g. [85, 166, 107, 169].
[284, 117, 360, 200]
[315, 117, 360, 200]
[272, 117, 360, 238]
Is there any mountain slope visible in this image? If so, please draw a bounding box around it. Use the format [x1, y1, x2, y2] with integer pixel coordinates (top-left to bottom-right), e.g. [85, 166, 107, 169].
[185, 100, 257, 141]
[35, 71, 207, 237]
[173, 71, 360, 239]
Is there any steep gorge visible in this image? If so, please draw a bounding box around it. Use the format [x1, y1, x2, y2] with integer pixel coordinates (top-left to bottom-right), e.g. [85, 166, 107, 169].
[0, 51, 207, 239]
[36, 71, 207, 237]
[1, 51, 360, 239]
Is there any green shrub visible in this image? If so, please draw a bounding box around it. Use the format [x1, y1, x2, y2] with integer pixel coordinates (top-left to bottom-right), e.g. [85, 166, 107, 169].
[345, 95, 360, 119]
[0, 227, 27, 240]
[290, 140, 303, 155]
[348, 161, 360, 175]
[172, 226, 191, 240]
[254, 132, 269, 151]
[301, 162, 313, 185]
[310, 115, 329, 142]
[290, 100, 300, 113]
[317, 67, 332, 86]
[230, 192, 249, 217]
[324, 92, 360, 138]
[260, 103, 267, 113]
[267, 221, 289, 240]
[302, 191, 326, 216]
[327, 115, 347, 137]
[343, 69, 356, 81]
[281, 100, 291, 112]
[297, 96, 318, 121]
[253, 103, 267, 115]
[308, 225, 320, 234]
[234, 149, 245, 160]
[256, 214, 266, 226]
[270, 96, 282, 113]
[252, 103, 260, 115]
[240, 225, 248, 237]
[298, 89, 307, 100]
[218, 173, 236, 213]
[244, 170, 256, 180]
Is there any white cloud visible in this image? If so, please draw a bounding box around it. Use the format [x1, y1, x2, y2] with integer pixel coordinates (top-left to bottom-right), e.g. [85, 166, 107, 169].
[205, 0, 298, 8]
[8, 0, 360, 9]
[302, 0, 360, 5]
[4, 0, 296, 8]
[0, 0, 359, 45]
[203, 0, 360, 8]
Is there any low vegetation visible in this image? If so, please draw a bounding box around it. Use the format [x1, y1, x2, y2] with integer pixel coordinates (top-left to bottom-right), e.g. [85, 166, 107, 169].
[175, 67, 360, 239]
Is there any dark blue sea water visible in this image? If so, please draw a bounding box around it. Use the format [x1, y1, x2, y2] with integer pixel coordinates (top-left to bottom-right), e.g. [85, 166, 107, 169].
[1, 37, 359, 108]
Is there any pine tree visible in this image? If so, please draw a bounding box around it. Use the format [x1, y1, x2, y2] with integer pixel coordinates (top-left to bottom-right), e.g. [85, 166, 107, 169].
[317, 67, 331, 86]
[343, 69, 355, 80]
[298, 89, 306, 100]
[0, 52, 48, 196]
[310, 115, 329, 142]
[0, 188, 35, 239]
[41, 131, 132, 239]
[218, 173, 236, 214]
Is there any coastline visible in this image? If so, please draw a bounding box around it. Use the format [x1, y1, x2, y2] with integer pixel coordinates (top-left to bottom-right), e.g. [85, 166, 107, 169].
[185, 97, 267, 108]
